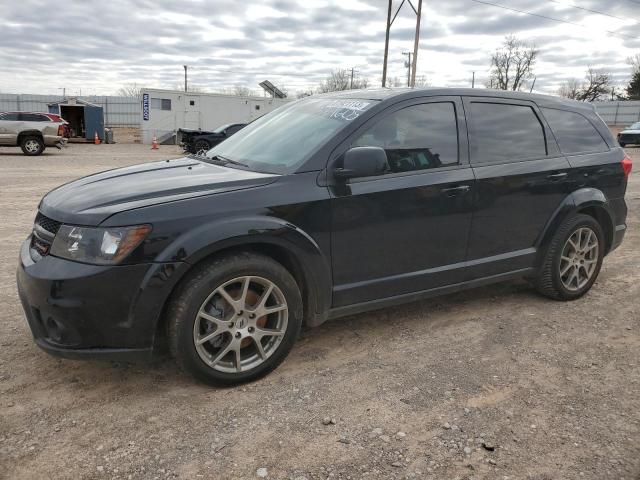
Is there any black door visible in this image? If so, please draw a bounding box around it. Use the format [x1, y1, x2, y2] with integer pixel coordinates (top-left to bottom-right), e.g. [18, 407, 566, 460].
[463, 97, 571, 279]
[329, 97, 475, 307]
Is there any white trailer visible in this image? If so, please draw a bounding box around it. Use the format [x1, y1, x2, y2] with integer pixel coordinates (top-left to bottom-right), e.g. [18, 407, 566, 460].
[140, 88, 291, 144]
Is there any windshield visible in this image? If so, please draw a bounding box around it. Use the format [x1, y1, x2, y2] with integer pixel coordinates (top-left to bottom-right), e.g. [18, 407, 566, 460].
[212, 124, 232, 134]
[629, 122, 640, 130]
[206, 97, 377, 174]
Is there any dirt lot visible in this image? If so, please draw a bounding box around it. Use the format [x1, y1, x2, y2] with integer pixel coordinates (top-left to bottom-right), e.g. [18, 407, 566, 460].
[1, 143, 639, 480]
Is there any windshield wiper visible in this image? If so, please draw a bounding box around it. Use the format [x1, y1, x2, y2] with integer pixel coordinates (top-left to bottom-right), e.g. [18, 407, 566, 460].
[210, 154, 250, 168]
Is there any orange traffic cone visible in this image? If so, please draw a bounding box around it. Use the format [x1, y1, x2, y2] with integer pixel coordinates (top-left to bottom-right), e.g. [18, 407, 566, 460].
[94, 131, 100, 145]
[151, 133, 158, 150]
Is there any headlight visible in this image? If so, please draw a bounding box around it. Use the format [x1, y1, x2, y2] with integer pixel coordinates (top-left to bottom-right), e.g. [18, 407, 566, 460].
[50, 225, 151, 265]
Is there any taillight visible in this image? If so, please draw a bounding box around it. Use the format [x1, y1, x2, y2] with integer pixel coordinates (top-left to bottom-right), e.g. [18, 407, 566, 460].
[622, 155, 632, 177]
[57, 125, 64, 136]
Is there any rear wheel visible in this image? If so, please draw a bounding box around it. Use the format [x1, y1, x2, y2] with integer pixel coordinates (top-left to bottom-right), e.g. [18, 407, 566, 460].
[536, 214, 604, 300]
[20, 136, 45, 156]
[168, 252, 303, 385]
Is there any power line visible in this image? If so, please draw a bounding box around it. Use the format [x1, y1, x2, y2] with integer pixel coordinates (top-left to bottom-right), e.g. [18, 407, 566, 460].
[546, 0, 637, 23]
[469, 0, 640, 41]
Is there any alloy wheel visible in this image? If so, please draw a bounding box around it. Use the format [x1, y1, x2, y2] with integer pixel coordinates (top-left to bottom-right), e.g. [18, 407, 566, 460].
[25, 140, 40, 153]
[192, 276, 288, 373]
[559, 227, 599, 291]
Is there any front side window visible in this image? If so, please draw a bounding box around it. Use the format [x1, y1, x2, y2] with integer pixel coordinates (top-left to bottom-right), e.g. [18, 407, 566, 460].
[352, 102, 459, 173]
[542, 108, 608, 154]
[469, 102, 547, 164]
[151, 98, 171, 111]
[207, 97, 377, 174]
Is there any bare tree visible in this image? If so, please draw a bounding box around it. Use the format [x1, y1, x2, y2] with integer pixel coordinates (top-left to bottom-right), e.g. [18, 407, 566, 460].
[628, 54, 640, 74]
[116, 83, 141, 97]
[296, 88, 315, 99]
[557, 68, 612, 102]
[414, 75, 430, 87]
[317, 69, 369, 93]
[233, 86, 251, 96]
[578, 67, 612, 102]
[557, 78, 581, 99]
[488, 36, 538, 91]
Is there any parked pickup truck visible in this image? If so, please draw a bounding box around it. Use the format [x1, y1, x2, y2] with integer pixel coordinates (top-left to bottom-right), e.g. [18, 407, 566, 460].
[179, 123, 246, 155]
[0, 112, 67, 155]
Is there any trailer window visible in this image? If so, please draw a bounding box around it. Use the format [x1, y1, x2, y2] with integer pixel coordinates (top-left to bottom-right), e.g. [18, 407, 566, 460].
[151, 98, 171, 111]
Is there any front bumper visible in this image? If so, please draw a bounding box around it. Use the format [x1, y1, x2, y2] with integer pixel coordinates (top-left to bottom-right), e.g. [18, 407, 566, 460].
[17, 237, 185, 361]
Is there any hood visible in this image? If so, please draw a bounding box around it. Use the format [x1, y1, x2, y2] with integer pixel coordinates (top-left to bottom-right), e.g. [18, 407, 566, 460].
[620, 128, 640, 134]
[39, 156, 279, 225]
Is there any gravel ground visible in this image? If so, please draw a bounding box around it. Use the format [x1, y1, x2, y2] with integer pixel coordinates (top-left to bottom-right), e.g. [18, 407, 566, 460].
[0, 143, 639, 480]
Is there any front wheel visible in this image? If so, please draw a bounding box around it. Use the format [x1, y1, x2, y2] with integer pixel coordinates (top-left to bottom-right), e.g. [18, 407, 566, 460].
[536, 214, 604, 300]
[168, 252, 303, 386]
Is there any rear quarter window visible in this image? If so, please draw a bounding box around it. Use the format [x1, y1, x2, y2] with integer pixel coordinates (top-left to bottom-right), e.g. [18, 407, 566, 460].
[469, 102, 547, 164]
[541, 108, 608, 155]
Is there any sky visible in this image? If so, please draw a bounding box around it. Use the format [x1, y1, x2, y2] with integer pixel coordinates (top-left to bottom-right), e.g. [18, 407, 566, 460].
[1, 0, 639, 97]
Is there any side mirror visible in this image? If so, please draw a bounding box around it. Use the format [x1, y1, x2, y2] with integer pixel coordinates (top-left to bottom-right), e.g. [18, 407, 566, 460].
[334, 147, 389, 180]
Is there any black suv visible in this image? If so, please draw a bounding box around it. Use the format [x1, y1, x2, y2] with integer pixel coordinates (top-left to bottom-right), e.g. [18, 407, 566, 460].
[17, 88, 631, 385]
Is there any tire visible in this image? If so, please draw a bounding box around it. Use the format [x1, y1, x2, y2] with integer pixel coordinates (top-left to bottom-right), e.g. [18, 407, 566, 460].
[619, 142, 626, 147]
[194, 140, 211, 156]
[167, 252, 303, 386]
[20, 135, 45, 156]
[536, 214, 605, 301]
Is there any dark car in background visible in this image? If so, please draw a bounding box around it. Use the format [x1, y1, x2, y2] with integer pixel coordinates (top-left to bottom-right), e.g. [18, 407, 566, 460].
[17, 88, 631, 385]
[180, 123, 246, 155]
[618, 122, 640, 147]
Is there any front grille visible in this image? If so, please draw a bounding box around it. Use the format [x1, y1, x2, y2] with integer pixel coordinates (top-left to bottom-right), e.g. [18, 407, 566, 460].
[32, 235, 51, 256]
[35, 213, 61, 235]
[31, 213, 61, 259]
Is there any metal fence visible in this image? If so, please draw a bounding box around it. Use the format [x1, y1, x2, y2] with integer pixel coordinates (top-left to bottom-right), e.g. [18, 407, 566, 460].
[2, 93, 639, 128]
[0, 94, 140, 127]
[594, 101, 640, 126]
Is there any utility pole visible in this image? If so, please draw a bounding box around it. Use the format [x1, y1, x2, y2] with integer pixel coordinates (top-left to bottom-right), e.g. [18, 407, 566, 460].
[382, 0, 392, 87]
[529, 76, 536, 93]
[350, 67, 356, 89]
[183, 65, 188, 92]
[472, 72, 475, 88]
[58, 87, 66, 98]
[381, 1, 423, 88]
[410, 0, 422, 88]
[402, 52, 412, 87]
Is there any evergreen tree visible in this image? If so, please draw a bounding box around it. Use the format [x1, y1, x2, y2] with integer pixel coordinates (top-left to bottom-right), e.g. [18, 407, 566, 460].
[626, 71, 640, 100]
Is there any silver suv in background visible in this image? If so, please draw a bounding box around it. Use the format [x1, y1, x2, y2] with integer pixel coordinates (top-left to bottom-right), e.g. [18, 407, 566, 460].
[0, 112, 67, 155]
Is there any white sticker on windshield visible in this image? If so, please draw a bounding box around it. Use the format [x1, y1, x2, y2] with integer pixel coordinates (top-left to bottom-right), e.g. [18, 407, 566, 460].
[319, 99, 372, 122]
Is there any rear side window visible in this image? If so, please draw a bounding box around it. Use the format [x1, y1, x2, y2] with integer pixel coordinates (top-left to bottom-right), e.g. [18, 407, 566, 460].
[541, 108, 608, 155]
[18, 113, 47, 121]
[226, 125, 243, 135]
[353, 102, 459, 173]
[1, 113, 19, 121]
[469, 102, 547, 164]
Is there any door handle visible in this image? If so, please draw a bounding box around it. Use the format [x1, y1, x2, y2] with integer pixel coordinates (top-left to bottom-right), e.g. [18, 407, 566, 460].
[441, 185, 470, 196]
[547, 172, 568, 180]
